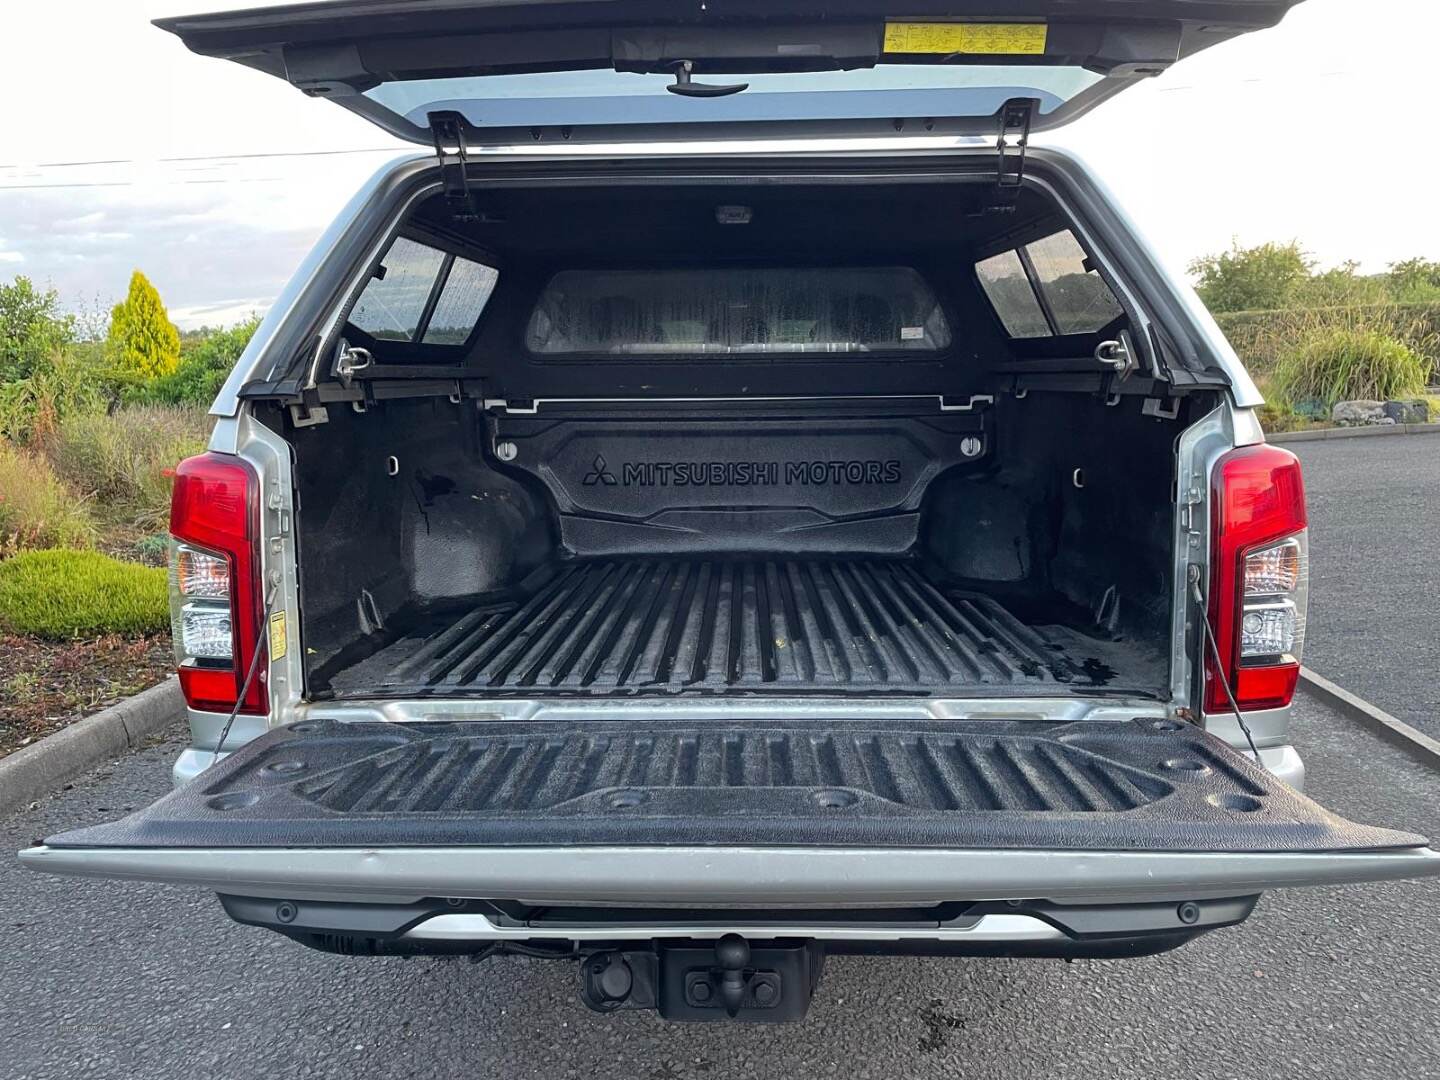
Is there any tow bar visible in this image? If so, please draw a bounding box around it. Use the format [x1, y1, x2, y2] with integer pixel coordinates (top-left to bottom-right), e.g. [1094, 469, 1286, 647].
[580, 935, 825, 1022]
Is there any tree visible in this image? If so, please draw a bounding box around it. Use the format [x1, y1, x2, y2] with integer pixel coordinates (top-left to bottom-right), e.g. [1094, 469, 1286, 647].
[1294, 261, 1389, 308]
[1385, 258, 1440, 304]
[107, 270, 180, 380]
[0, 276, 75, 382]
[1188, 240, 1315, 313]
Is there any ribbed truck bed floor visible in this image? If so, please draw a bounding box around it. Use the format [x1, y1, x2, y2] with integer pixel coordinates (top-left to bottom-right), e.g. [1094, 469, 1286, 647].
[329, 557, 1161, 696]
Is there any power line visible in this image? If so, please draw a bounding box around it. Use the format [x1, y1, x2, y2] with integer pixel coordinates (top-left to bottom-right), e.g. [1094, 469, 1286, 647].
[2, 67, 1361, 172]
[0, 178, 292, 192]
[0, 66, 1366, 188]
[0, 147, 412, 191]
[0, 146, 409, 171]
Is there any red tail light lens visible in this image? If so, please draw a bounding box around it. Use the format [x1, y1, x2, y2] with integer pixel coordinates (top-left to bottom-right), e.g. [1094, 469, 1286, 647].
[168, 452, 266, 715]
[1205, 444, 1308, 714]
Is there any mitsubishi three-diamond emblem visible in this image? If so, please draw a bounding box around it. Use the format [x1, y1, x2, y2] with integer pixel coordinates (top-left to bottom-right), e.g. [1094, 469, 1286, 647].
[582, 454, 618, 486]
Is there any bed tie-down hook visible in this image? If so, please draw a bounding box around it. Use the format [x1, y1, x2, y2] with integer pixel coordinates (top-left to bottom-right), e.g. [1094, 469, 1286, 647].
[1095, 330, 1138, 379]
[334, 344, 372, 389]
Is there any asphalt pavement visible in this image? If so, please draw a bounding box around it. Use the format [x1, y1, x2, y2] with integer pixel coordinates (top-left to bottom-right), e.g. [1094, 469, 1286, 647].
[1292, 434, 1440, 734]
[4, 694, 1438, 1080]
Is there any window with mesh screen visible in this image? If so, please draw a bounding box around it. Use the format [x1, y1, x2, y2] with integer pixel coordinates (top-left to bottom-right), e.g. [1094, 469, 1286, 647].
[525, 267, 951, 356]
[349, 237, 497, 345]
[423, 257, 499, 345]
[976, 230, 1122, 339]
[1024, 230, 1123, 335]
[976, 249, 1051, 339]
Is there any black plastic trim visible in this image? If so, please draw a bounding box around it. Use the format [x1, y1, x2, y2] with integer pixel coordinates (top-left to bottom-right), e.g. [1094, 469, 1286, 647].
[216, 892, 1259, 963]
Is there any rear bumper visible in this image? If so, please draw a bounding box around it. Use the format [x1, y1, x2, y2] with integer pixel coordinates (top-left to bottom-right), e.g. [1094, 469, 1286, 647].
[211, 892, 1261, 961]
[1257, 743, 1304, 790]
[20, 842, 1440, 906]
[400, 911, 1073, 944]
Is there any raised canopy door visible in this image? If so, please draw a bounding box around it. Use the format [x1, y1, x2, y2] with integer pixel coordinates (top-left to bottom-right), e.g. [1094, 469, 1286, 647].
[156, 1, 1306, 146]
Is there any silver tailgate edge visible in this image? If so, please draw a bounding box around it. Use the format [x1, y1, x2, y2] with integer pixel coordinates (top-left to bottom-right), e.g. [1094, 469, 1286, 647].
[19, 844, 1440, 906]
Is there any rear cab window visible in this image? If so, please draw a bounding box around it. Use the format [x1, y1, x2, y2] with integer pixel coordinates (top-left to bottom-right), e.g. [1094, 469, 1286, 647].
[525, 266, 951, 356]
[976, 229, 1122, 339]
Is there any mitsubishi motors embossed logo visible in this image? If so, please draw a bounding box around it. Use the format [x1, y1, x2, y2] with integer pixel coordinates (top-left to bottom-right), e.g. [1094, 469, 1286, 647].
[581, 454, 618, 486]
[580, 458, 904, 487]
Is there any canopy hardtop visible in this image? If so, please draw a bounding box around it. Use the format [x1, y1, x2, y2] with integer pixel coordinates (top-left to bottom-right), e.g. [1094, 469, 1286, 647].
[156, 1, 1304, 145]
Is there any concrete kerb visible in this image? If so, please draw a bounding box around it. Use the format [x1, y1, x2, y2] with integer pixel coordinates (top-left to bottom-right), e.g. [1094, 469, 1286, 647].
[0, 678, 185, 817]
[1299, 667, 1440, 771]
[1269, 423, 1440, 444]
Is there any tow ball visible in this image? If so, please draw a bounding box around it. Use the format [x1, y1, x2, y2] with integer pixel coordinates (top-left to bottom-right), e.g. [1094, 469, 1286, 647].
[686, 935, 774, 1017]
[580, 935, 824, 1022]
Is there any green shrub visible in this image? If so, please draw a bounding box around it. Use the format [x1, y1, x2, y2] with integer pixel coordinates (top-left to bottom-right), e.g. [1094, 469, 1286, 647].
[47, 405, 210, 528]
[133, 533, 170, 565]
[0, 442, 96, 556]
[1268, 329, 1431, 411]
[0, 549, 168, 638]
[1386, 258, 1440, 304]
[0, 343, 111, 445]
[1215, 302, 1440, 381]
[1293, 265, 1391, 309]
[1191, 244, 1440, 315]
[0, 276, 76, 383]
[1189, 240, 1314, 313]
[126, 316, 260, 407]
[1255, 400, 1306, 435]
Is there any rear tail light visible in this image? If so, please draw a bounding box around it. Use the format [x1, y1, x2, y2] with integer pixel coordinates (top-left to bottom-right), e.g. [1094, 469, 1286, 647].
[168, 452, 267, 715]
[1205, 444, 1308, 713]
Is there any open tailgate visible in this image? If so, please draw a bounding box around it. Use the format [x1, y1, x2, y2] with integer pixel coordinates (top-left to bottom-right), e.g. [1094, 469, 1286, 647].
[21, 717, 1440, 904]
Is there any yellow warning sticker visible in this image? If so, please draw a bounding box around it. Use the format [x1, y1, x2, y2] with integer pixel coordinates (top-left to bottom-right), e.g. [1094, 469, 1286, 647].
[269, 611, 288, 661]
[883, 22, 1047, 56]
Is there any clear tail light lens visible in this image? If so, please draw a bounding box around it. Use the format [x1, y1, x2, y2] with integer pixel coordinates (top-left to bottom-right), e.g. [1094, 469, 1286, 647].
[175, 598, 235, 661]
[1239, 532, 1309, 661]
[168, 453, 266, 715]
[174, 545, 230, 601]
[171, 543, 235, 661]
[1239, 598, 1300, 658]
[1243, 537, 1302, 596]
[1206, 444, 1308, 714]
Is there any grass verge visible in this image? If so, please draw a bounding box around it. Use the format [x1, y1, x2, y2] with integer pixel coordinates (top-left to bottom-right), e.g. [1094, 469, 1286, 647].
[0, 633, 173, 757]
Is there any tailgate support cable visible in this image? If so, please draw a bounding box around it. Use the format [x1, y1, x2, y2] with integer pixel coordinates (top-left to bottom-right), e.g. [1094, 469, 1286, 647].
[1190, 576, 1262, 763]
[210, 578, 280, 766]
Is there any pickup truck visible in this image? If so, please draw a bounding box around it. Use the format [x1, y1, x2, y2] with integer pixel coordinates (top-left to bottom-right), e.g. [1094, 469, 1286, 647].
[21, 0, 1440, 1023]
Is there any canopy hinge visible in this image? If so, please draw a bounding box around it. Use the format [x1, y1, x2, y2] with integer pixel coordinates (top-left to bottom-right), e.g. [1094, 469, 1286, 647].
[428, 110, 477, 221]
[987, 98, 1037, 211]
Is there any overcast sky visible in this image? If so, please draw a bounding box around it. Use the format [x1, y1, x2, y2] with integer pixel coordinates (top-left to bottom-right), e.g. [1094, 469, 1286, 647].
[1, 0, 1436, 329]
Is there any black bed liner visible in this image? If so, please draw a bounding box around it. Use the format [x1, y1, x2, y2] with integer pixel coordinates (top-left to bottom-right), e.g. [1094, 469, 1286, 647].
[47, 717, 1426, 854]
[328, 557, 1162, 697]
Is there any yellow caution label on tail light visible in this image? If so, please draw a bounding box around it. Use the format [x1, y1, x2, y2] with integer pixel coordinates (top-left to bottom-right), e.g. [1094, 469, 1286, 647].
[883, 22, 1047, 56]
[269, 611, 288, 661]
